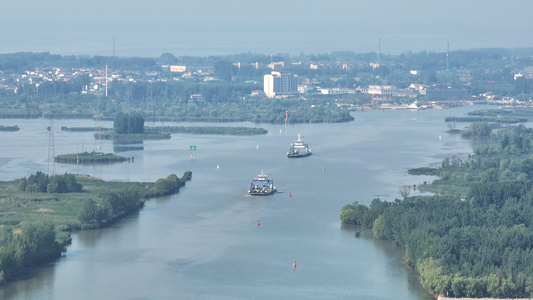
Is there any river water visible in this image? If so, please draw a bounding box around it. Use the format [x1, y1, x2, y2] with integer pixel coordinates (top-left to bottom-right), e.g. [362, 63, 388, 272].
[0, 105, 486, 299]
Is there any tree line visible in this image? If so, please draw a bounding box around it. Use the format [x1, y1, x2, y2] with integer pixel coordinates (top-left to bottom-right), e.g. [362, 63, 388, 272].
[0, 171, 192, 283]
[341, 124, 533, 298]
[77, 171, 192, 229]
[0, 221, 68, 283]
[77, 186, 143, 229]
[113, 112, 145, 134]
[18, 171, 82, 193]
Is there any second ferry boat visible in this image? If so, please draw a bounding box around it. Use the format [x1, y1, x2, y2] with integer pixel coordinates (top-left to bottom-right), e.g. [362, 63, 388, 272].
[287, 134, 312, 158]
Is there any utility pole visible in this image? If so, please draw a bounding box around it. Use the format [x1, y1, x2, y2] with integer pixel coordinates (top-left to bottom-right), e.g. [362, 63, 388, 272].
[377, 37, 381, 65]
[446, 41, 449, 74]
[105, 65, 108, 97]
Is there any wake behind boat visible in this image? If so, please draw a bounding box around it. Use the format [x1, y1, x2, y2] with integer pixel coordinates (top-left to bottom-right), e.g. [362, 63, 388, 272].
[287, 134, 311, 158]
[248, 170, 276, 195]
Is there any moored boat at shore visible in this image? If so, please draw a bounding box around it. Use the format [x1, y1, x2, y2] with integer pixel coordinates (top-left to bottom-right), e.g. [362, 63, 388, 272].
[287, 134, 311, 158]
[248, 170, 276, 195]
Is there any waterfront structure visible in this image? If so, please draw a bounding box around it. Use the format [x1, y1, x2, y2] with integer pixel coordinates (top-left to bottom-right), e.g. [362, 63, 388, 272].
[264, 71, 298, 98]
[319, 88, 356, 95]
[365, 85, 400, 97]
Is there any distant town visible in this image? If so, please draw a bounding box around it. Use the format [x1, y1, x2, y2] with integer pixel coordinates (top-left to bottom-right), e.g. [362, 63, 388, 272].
[0, 49, 531, 121]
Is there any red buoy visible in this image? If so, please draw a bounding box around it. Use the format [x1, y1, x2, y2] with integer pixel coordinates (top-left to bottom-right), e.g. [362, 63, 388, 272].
[323, 168, 326, 173]
[257, 220, 260, 226]
[293, 261, 297, 268]
[289, 192, 292, 197]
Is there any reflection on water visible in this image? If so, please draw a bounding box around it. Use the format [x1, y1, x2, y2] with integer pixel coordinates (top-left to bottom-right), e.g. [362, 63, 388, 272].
[113, 140, 144, 152]
[0, 257, 58, 300]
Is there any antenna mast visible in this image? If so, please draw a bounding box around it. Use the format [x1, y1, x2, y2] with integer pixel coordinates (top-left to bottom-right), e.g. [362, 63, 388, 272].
[113, 37, 117, 69]
[377, 37, 381, 65]
[446, 41, 449, 74]
[105, 65, 108, 97]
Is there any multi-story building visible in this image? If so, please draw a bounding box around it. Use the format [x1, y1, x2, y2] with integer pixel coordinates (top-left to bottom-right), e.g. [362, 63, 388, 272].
[263, 71, 298, 98]
[365, 85, 400, 96]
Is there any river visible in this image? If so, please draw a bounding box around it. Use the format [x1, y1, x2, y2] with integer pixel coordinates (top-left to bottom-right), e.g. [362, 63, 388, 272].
[0, 105, 486, 299]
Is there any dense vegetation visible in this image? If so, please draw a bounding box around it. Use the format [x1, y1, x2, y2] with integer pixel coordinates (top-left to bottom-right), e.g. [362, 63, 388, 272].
[94, 132, 170, 141]
[55, 151, 129, 164]
[341, 124, 533, 298]
[61, 125, 268, 136]
[113, 112, 145, 134]
[0, 171, 192, 283]
[61, 126, 110, 132]
[152, 173, 191, 197]
[0, 125, 19, 132]
[444, 116, 528, 124]
[0, 77, 355, 124]
[0, 221, 67, 283]
[145, 125, 268, 135]
[93, 112, 168, 141]
[18, 172, 82, 193]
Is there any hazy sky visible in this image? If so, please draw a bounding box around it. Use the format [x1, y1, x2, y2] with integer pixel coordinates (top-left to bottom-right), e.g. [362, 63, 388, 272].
[1, 0, 532, 57]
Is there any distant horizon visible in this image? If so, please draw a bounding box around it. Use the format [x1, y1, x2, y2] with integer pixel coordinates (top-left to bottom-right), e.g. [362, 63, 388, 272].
[2, 0, 532, 58]
[1, 32, 532, 59]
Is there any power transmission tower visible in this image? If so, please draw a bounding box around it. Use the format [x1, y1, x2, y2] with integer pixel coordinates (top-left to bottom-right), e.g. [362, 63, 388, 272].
[446, 41, 450, 74]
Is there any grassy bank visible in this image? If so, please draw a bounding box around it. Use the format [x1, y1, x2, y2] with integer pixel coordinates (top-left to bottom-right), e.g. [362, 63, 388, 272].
[0, 172, 191, 230]
[0, 171, 192, 283]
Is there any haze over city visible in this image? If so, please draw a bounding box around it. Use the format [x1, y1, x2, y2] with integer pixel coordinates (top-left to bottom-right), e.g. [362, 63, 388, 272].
[1, 0, 532, 57]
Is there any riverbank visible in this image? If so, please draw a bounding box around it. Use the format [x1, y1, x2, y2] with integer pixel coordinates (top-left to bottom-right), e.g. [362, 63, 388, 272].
[0, 171, 192, 284]
[438, 296, 531, 300]
[0, 105, 498, 299]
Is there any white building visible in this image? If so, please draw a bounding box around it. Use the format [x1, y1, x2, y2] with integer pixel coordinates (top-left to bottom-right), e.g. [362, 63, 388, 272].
[264, 71, 298, 98]
[319, 88, 356, 95]
[365, 85, 400, 96]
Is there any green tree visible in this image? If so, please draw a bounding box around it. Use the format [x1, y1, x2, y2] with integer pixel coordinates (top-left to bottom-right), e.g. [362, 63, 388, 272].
[373, 215, 386, 239]
[113, 112, 144, 134]
[78, 199, 100, 224]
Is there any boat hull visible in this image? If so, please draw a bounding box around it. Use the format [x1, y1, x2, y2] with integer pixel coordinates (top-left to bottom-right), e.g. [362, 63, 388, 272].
[287, 134, 311, 158]
[248, 189, 276, 196]
[287, 152, 311, 158]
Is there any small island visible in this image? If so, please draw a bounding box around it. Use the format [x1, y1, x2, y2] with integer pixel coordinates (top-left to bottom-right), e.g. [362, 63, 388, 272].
[93, 112, 171, 141]
[61, 126, 111, 132]
[62, 124, 268, 137]
[144, 125, 268, 135]
[0, 125, 19, 132]
[54, 151, 131, 164]
[88, 112, 268, 141]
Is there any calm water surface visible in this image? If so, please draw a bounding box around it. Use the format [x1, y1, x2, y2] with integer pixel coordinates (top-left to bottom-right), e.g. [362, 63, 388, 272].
[0, 106, 487, 299]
